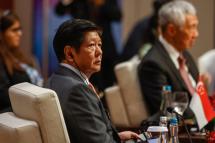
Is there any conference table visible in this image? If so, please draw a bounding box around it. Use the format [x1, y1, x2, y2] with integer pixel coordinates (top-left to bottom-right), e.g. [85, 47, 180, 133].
[179, 133, 207, 143]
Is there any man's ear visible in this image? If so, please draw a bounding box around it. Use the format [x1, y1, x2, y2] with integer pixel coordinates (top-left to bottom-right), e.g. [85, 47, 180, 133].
[64, 45, 74, 62]
[167, 23, 176, 37]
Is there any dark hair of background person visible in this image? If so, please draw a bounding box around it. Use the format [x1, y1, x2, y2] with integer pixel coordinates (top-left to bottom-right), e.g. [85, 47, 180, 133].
[53, 19, 102, 62]
[55, 0, 90, 19]
[0, 10, 34, 75]
[152, 0, 173, 32]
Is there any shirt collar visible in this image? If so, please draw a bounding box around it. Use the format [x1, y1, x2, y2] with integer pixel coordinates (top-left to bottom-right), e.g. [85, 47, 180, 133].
[60, 63, 90, 85]
[159, 35, 180, 69]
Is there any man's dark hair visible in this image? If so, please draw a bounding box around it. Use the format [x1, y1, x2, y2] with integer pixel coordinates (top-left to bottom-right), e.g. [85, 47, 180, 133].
[151, 0, 173, 30]
[153, 0, 173, 14]
[53, 19, 102, 62]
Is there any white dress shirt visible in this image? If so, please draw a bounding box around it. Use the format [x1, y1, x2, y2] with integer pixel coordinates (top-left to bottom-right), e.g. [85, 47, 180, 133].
[159, 35, 196, 88]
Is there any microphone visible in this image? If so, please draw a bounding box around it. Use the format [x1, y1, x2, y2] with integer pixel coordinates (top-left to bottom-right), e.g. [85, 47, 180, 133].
[167, 107, 193, 143]
[166, 107, 183, 118]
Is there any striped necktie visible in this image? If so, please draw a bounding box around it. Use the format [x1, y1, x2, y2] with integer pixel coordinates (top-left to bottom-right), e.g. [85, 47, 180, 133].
[88, 82, 100, 99]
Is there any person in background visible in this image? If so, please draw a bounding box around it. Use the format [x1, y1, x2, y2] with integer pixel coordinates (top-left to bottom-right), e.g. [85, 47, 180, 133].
[46, 19, 140, 143]
[120, 0, 173, 61]
[0, 10, 43, 112]
[138, 0, 199, 119]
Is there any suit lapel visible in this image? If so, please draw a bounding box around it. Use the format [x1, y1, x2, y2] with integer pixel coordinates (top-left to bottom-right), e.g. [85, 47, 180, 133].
[56, 65, 121, 142]
[156, 41, 189, 90]
[55, 65, 84, 82]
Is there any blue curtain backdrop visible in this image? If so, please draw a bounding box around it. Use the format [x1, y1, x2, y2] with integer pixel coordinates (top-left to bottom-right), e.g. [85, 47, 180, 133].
[33, 0, 43, 68]
[33, 0, 70, 77]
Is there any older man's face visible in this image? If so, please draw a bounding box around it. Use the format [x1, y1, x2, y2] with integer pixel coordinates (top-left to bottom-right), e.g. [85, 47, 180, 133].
[174, 14, 199, 52]
[72, 31, 102, 77]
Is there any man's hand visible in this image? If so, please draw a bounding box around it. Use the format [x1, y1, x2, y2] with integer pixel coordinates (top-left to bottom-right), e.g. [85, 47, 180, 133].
[118, 131, 140, 141]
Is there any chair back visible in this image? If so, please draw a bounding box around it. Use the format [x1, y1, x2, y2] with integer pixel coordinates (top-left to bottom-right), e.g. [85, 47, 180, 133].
[105, 57, 149, 128]
[115, 58, 149, 127]
[0, 112, 42, 143]
[9, 82, 70, 143]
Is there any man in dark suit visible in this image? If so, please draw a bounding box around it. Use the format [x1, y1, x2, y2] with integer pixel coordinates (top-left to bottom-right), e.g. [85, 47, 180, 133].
[138, 0, 199, 118]
[46, 19, 139, 143]
[55, 0, 122, 91]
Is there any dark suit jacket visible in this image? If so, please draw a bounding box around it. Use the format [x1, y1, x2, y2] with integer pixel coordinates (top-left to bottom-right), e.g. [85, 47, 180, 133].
[46, 65, 120, 143]
[138, 40, 199, 117]
[121, 16, 156, 62]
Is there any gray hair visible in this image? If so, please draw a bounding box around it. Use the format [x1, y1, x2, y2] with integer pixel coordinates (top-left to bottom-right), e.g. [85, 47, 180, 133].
[159, 0, 196, 29]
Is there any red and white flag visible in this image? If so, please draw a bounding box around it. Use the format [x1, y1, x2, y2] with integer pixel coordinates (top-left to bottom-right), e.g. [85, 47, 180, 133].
[190, 80, 215, 129]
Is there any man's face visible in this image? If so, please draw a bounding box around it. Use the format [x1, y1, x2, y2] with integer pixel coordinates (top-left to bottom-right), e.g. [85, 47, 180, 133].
[173, 14, 199, 52]
[73, 31, 102, 76]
